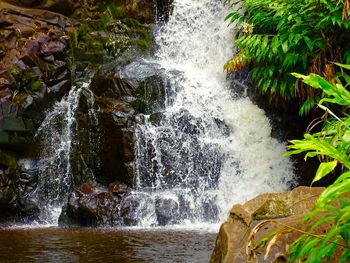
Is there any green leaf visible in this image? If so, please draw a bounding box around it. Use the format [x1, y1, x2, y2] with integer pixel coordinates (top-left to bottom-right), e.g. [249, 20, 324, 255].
[304, 36, 314, 52]
[312, 161, 337, 185]
[334, 63, 350, 70]
[281, 41, 289, 53]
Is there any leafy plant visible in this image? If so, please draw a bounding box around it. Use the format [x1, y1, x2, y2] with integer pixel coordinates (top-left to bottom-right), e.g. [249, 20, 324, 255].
[224, 0, 350, 114]
[10, 66, 43, 93]
[285, 63, 350, 262]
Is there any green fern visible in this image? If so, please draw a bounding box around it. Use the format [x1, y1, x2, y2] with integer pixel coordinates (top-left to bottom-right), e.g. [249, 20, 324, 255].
[225, 0, 350, 107]
[286, 64, 350, 262]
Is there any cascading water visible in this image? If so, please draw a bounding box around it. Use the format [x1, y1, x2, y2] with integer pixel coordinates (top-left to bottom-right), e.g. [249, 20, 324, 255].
[32, 81, 95, 224]
[133, 0, 296, 226]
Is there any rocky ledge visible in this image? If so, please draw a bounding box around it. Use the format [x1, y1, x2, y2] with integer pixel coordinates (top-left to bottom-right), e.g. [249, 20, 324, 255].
[210, 186, 337, 263]
[0, 0, 174, 223]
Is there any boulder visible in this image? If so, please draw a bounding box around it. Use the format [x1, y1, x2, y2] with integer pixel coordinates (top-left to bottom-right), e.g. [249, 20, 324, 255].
[119, 192, 156, 226]
[0, 150, 18, 213]
[59, 183, 118, 227]
[155, 196, 180, 225]
[210, 186, 331, 263]
[109, 180, 130, 197]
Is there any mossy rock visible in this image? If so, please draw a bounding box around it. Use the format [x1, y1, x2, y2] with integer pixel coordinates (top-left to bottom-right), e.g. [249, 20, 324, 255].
[252, 199, 292, 220]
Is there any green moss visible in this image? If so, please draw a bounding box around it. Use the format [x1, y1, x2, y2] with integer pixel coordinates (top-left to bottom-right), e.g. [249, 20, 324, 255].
[10, 66, 43, 93]
[252, 200, 291, 220]
[131, 99, 151, 114]
[66, 2, 152, 67]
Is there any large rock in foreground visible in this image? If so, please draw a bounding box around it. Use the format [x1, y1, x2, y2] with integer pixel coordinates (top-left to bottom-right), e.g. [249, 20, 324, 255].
[210, 187, 329, 263]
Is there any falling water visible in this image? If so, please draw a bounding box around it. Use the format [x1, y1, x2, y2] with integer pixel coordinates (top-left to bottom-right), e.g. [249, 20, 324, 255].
[33, 81, 94, 224]
[133, 0, 296, 226]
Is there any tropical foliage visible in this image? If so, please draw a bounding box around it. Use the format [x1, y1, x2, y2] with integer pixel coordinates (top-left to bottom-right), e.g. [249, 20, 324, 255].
[224, 0, 350, 114]
[284, 63, 350, 262]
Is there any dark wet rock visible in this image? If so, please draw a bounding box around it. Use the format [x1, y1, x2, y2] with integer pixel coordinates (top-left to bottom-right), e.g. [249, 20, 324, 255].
[17, 159, 38, 198]
[0, 0, 161, 225]
[59, 183, 117, 227]
[0, 149, 17, 169]
[91, 60, 167, 114]
[0, 100, 36, 151]
[0, 150, 18, 215]
[0, 155, 39, 222]
[46, 80, 71, 101]
[119, 193, 155, 226]
[95, 109, 132, 186]
[155, 0, 174, 21]
[155, 197, 179, 225]
[0, 184, 16, 208]
[109, 181, 130, 197]
[149, 112, 163, 125]
[0, 1, 72, 157]
[86, 60, 171, 188]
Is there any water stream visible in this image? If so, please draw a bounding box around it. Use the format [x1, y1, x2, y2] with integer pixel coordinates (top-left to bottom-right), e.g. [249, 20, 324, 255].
[25, 0, 296, 228]
[30, 81, 95, 225]
[132, 0, 296, 227]
[0, 0, 299, 262]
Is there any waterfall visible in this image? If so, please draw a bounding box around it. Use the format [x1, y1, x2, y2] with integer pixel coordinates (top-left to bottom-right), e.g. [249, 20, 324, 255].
[23, 0, 296, 228]
[32, 81, 95, 224]
[133, 0, 296, 226]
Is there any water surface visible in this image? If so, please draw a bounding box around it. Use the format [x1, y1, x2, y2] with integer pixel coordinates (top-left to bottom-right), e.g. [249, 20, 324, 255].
[0, 227, 216, 263]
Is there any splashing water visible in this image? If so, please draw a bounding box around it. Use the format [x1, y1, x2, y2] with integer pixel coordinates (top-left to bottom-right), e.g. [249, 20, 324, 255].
[33, 82, 95, 224]
[133, 0, 296, 226]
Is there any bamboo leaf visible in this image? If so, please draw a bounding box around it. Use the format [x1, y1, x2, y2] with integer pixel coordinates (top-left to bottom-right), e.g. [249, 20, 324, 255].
[312, 161, 338, 185]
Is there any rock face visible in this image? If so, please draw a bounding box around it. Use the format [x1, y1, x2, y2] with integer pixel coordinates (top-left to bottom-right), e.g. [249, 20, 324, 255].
[87, 60, 168, 187]
[0, 1, 72, 135]
[3, 0, 80, 16]
[56, 60, 170, 226]
[59, 183, 126, 226]
[155, 0, 174, 21]
[210, 187, 328, 263]
[0, 0, 169, 224]
[0, 1, 72, 222]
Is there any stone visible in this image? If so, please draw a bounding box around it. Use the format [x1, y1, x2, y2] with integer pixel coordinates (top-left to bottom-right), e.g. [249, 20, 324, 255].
[155, 197, 180, 225]
[46, 79, 71, 100]
[109, 181, 129, 197]
[0, 186, 16, 207]
[17, 159, 38, 197]
[119, 193, 155, 226]
[229, 204, 252, 227]
[59, 183, 117, 227]
[210, 186, 327, 263]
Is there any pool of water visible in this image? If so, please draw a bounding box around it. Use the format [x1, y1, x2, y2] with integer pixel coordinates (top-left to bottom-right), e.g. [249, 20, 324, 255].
[0, 227, 216, 262]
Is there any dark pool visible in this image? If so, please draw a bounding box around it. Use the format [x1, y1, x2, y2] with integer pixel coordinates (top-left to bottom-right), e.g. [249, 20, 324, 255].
[0, 227, 216, 262]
